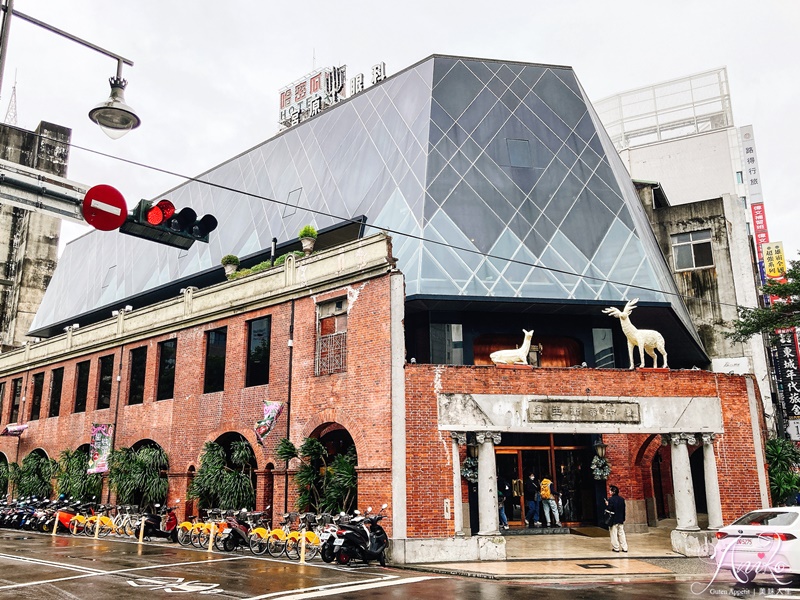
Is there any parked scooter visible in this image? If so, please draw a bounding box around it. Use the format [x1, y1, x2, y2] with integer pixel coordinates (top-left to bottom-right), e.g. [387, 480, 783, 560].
[319, 512, 348, 563]
[142, 503, 178, 541]
[215, 509, 256, 552]
[334, 504, 389, 566]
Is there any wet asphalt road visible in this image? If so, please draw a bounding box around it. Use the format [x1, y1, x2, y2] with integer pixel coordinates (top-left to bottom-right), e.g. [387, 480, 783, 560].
[0, 530, 798, 599]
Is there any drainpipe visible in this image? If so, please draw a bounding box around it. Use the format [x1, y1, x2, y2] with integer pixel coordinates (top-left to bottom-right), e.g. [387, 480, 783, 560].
[284, 299, 295, 513]
[106, 343, 125, 502]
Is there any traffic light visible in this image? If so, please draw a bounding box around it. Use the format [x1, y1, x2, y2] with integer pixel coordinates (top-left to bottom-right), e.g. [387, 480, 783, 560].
[119, 199, 218, 249]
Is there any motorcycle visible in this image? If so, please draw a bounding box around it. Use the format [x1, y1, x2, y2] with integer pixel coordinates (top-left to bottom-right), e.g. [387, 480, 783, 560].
[142, 504, 178, 541]
[334, 504, 389, 567]
[215, 509, 256, 552]
[319, 512, 348, 563]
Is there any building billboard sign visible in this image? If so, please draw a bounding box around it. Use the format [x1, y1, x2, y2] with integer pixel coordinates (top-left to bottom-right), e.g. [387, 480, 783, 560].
[87, 423, 113, 474]
[775, 328, 800, 441]
[278, 66, 347, 129]
[763, 241, 786, 279]
[740, 126, 763, 203]
[751, 202, 769, 261]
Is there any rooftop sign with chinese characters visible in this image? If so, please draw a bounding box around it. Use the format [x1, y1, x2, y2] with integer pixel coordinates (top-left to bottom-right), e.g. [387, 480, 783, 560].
[278, 61, 387, 129]
[278, 66, 346, 129]
[437, 393, 723, 434]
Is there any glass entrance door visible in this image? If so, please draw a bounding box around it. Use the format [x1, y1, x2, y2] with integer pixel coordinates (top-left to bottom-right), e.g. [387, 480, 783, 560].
[496, 434, 596, 527]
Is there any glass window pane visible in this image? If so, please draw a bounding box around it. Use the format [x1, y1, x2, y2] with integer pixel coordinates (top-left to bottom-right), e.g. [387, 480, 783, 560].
[157, 339, 177, 401]
[97, 355, 114, 410]
[10, 378, 22, 423]
[507, 138, 532, 168]
[671, 232, 691, 244]
[691, 229, 711, 241]
[204, 328, 227, 394]
[30, 373, 44, 421]
[74, 361, 90, 413]
[246, 317, 271, 387]
[49, 368, 64, 417]
[693, 241, 714, 267]
[674, 244, 694, 270]
[129, 346, 147, 405]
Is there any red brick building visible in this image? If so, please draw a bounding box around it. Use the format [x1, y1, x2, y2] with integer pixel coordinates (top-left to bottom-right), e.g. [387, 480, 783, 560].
[0, 234, 770, 562]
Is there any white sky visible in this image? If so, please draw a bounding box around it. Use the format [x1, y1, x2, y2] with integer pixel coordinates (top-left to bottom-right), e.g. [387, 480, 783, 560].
[4, 1, 799, 262]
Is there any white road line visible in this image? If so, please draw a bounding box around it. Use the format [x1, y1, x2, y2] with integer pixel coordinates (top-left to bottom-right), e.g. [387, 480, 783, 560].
[241, 575, 399, 599]
[0, 552, 106, 574]
[243, 575, 445, 600]
[0, 555, 247, 590]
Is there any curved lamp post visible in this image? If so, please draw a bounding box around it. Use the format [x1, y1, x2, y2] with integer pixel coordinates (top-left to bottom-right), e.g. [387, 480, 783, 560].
[0, 1, 141, 138]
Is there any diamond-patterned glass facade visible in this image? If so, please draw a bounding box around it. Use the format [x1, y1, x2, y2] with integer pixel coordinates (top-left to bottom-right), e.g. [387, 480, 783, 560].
[33, 55, 695, 342]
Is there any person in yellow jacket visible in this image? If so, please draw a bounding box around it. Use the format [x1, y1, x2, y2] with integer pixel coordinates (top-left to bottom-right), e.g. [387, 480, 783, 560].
[540, 475, 561, 528]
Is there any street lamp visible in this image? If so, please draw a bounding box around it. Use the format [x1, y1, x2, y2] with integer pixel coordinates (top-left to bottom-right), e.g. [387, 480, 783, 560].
[0, 1, 141, 138]
[593, 438, 608, 458]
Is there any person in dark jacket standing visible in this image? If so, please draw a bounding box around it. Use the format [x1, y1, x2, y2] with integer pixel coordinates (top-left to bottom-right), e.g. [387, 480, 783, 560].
[604, 485, 628, 552]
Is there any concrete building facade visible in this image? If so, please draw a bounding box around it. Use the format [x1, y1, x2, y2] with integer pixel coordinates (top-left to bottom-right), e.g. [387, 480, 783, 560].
[0, 121, 70, 350]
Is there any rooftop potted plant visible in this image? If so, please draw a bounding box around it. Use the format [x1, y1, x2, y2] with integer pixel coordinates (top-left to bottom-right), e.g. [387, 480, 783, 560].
[221, 254, 240, 276]
[298, 225, 317, 256]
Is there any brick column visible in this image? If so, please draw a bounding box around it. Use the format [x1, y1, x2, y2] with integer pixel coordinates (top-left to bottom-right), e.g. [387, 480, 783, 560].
[663, 433, 699, 531]
[702, 433, 724, 530]
[476, 431, 501, 536]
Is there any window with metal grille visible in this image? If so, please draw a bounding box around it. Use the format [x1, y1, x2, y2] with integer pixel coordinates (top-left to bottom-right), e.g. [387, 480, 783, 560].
[671, 229, 714, 271]
[315, 298, 347, 376]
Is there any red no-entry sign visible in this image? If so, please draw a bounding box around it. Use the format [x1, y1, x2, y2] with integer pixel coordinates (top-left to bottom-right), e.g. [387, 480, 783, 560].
[82, 185, 128, 231]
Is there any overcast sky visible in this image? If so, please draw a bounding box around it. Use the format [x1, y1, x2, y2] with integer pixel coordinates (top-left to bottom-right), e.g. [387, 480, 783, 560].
[4, 1, 799, 264]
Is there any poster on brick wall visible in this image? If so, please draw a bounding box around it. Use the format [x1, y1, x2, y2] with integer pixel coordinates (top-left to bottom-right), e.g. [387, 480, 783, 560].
[255, 402, 284, 446]
[87, 424, 113, 474]
[775, 328, 800, 441]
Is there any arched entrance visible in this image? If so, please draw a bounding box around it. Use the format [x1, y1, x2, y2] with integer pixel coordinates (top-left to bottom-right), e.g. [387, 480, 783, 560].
[308, 423, 358, 513]
[112, 439, 169, 510]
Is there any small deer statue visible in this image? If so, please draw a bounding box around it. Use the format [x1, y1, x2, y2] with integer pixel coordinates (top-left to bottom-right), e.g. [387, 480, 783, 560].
[490, 329, 534, 365]
[602, 299, 668, 370]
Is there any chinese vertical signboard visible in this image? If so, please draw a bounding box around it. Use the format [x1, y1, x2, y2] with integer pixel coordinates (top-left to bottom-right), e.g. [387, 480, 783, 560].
[87, 423, 113, 474]
[762, 241, 787, 305]
[740, 126, 763, 203]
[751, 202, 769, 263]
[775, 328, 800, 441]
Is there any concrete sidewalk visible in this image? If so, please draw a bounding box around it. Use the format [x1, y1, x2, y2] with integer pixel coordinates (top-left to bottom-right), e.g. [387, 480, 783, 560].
[403, 522, 719, 583]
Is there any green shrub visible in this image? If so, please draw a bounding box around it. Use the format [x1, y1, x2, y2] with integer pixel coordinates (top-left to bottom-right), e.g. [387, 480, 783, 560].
[220, 254, 240, 267]
[298, 225, 318, 239]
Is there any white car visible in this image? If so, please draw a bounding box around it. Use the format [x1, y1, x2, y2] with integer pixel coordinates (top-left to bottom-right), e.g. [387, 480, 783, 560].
[714, 507, 800, 584]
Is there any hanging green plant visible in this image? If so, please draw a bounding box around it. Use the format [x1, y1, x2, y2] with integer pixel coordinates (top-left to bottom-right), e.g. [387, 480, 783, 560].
[591, 455, 612, 480]
[460, 456, 478, 483]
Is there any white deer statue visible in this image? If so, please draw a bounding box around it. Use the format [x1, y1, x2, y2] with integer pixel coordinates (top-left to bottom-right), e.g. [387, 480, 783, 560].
[490, 329, 534, 365]
[602, 298, 668, 370]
